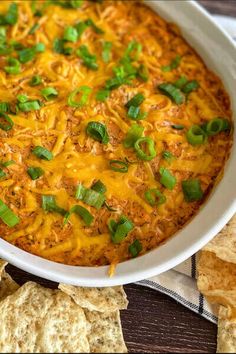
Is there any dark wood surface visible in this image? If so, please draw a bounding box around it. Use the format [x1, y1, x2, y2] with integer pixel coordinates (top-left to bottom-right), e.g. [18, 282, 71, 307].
[5, 1, 236, 353]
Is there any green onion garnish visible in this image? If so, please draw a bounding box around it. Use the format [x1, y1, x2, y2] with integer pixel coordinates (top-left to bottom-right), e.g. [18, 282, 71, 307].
[35, 42, 45, 53]
[123, 123, 144, 148]
[32, 146, 53, 161]
[0, 112, 14, 131]
[41, 87, 58, 101]
[63, 26, 78, 42]
[0, 169, 6, 179]
[186, 125, 206, 145]
[86, 121, 109, 144]
[129, 239, 142, 258]
[182, 80, 199, 94]
[76, 45, 98, 70]
[109, 215, 134, 244]
[96, 89, 110, 102]
[159, 167, 176, 190]
[134, 137, 156, 161]
[27, 166, 44, 180]
[0, 27, 6, 43]
[137, 64, 149, 82]
[126, 93, 145, 108]
[75, 21, 88, 38]
[171, 124, 184, 130]
[0, 199, 20, 227]
[124, 40, 142, 62]
[162, 55, 181, 72]
[18, 100, 41, 112]
[75, 183, 86, 200]
[67, 86, 92, 107]
[0, 102, 10, 113]
[28, 23, 40, 35]
[17, 94, 28, 103]
[42, 195, 66, 216]
[162, 150, 174, 162]
[102, 41, 112, 63]
[174, 76, 188, 89]
[29, 75, 42, 86]
[182, 179, 203, 202]
[109, 160, 128, 173]
[4, 57, 20, 75]
[83, 189, 105, 209]
[204, 118, 230, 136]
[158, 83, 185, 105]
[84, 18, 104, 34]
[0, 160, 15, 167]
[127, 106, 147, 121]
[64, 205, 94, 226]
[18, 47, 36, 63]
[4, 3, 18, 26]
[144, 189, 166, 206]
[91, 180, 107, 194]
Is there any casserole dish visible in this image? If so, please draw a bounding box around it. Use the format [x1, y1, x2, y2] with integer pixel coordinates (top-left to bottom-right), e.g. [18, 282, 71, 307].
[0, 0, 235, 286]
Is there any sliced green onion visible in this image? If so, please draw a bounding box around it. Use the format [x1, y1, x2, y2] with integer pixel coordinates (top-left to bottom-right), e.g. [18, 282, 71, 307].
[171, 124, 184, 130]
[42, 195, 66, 216]
[158, 83, 185, 105]
[134, 137, 156, 161]
[75, 183, 87, 200]
[109, 160, 128, 173]
[35, 42, 45, 52]
[86, 121, 109, 144]
[182, 80, 199, 94]
[4, 57, 20, 75]
[0, 160, 15, 167]
[123, 123, 144, 148]
[32, 146, 53, 161]
[182, 179, 203, 202]
[186, 125, 206, 145]
[53, 38, 64, 54]
[161, 55, 181, 72]
[76, 45, 98, 70]
[28, 23, 40, 35]
[0, 102, 10, 113]
[91, 180, 107, 194]
[83, 189, 105, 209]
[96, 89, 110, 102]
[204, 118, 229, 136]
[27, 166, 44, 180]
[67, 86, 92, 107]
[29, 75, 42, 86]
[0, 27, 6, 43]
[129, 239, 142, 257]
[0, 199, 20, 227]
[159, 167, 176, 190]
[18, 100, 41, 112]
[63, 26, 78, 42]
[17, 94, 28, 103]
[85, 18, 104, 34]
[109, 215, 134, 244]
[0, 169, 6, 179]
[18, 47, 36, 63]
[126, 93, 145, 108]
[127, 106, 140, 120]
[102, 41, 112, 63]
[124, 40, 142, 62]
[64, 205, 94, 226]
[69, 0, 83, 8]
[137, 64, 149, 82]
[5, 3, 18, 26]
[174, 76, 188, 89]
[41, 87, 58, 101]
[75, 21, 88, 38]
[105, 76, 128, 90]
[162, 150, 174, 162]
[144, 189, 166, 206]
[0, 112, 14, 131]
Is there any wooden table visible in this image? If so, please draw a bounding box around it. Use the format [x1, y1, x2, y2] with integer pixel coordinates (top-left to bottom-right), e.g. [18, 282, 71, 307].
[6, 1, 236, 353]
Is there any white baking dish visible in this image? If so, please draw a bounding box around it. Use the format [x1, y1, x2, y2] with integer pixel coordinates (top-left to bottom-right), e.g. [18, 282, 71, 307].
[1, 0, 235, 286]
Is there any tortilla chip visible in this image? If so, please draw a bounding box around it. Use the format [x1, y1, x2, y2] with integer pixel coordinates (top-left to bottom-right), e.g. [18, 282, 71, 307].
[0, 281, 89, 353]
[59, 284, 128, 312]
[197, 251, 236, 307]
[204, 215, 236, 264]
[85, 309, 127, 353]
[0, 259, 19, 301]
[217, 306, 236, 353]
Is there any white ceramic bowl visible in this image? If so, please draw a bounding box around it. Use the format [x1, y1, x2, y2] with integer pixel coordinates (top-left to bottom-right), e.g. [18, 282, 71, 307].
[1, 0, 236, 286]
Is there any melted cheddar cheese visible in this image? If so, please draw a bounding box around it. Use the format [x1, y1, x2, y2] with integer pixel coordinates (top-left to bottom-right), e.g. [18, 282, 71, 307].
[0, 0, 233, 267]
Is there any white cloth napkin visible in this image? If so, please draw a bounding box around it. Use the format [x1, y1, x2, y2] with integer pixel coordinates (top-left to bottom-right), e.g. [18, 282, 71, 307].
[136, 14, 236, 324]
